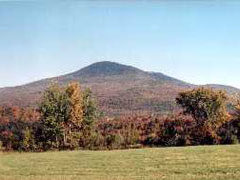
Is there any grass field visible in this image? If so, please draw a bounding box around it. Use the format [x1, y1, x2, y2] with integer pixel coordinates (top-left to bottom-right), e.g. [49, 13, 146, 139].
[0, 145, 240, 180]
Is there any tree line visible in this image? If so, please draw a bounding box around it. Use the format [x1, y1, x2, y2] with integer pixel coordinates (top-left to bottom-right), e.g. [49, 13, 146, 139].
[0, 82, 240, 151]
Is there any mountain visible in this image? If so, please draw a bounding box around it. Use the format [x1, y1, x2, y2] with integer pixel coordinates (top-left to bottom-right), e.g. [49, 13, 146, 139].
[204, 84, 240, 95]
[0, 61, 239, 116]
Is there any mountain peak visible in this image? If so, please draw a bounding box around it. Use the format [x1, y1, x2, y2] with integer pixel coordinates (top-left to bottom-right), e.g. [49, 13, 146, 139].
[0, 61, 239, 116]
[72, 61, 144, 77]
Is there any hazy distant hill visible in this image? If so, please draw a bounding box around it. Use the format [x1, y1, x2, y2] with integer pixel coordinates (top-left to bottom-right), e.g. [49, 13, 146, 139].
[204, 84, 240, 95]
[0, 61, 239, 116]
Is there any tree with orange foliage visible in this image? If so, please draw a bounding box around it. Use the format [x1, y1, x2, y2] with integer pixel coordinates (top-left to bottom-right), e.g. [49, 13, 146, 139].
[66, 82, 83, 129]
[64, 82, 84, 148]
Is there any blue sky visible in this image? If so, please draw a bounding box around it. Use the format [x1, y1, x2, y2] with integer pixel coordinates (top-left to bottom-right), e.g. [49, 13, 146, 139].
[0, 1, 240, 88]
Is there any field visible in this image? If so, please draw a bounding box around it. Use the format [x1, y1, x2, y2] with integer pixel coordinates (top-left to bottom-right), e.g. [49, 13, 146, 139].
[0, 145, 240, 180]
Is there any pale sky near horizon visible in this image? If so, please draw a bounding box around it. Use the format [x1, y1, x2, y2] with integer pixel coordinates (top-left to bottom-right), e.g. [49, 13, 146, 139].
[0, 1, 240, 88]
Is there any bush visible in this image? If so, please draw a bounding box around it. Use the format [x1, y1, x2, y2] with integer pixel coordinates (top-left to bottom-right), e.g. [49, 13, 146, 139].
[218, 118, 240, 144]
[143, 114, 194, 146]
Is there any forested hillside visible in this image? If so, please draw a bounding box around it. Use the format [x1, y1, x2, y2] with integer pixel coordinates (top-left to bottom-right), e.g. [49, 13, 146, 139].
[0, 61, 239, 116]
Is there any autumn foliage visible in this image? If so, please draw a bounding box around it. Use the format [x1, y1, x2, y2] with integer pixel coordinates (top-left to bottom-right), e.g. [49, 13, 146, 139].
[0, 84, 239, 151]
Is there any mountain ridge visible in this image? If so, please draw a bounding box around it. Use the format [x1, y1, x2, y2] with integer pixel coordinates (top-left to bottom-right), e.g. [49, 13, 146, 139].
[0, 61, 239, 116]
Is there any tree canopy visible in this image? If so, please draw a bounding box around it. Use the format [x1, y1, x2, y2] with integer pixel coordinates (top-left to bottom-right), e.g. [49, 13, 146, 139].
[176, 87, 228, 128]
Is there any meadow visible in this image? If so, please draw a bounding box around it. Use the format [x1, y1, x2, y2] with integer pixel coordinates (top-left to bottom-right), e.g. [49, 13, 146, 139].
[0, 145, 240, 180]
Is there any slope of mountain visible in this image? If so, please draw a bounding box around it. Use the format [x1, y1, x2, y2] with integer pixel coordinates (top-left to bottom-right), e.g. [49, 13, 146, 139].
[0, 61, 239, 116]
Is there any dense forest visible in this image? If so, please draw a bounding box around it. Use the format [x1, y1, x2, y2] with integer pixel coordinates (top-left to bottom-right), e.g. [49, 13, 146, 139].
[0, 81, 240, 152]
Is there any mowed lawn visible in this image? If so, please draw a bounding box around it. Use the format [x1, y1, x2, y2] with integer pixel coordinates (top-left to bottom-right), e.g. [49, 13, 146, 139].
[0, 145, 240, 180]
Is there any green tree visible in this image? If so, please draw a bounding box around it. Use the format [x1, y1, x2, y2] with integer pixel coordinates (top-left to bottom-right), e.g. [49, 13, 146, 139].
[38, 82, 99, 150]
[83, 88, 99, 126]
[38, 83, 68, 150]
[79, 88, 100, 148]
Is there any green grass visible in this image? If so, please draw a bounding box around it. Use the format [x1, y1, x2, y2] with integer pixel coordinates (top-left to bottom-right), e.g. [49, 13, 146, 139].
[0, 145, 240, 180]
